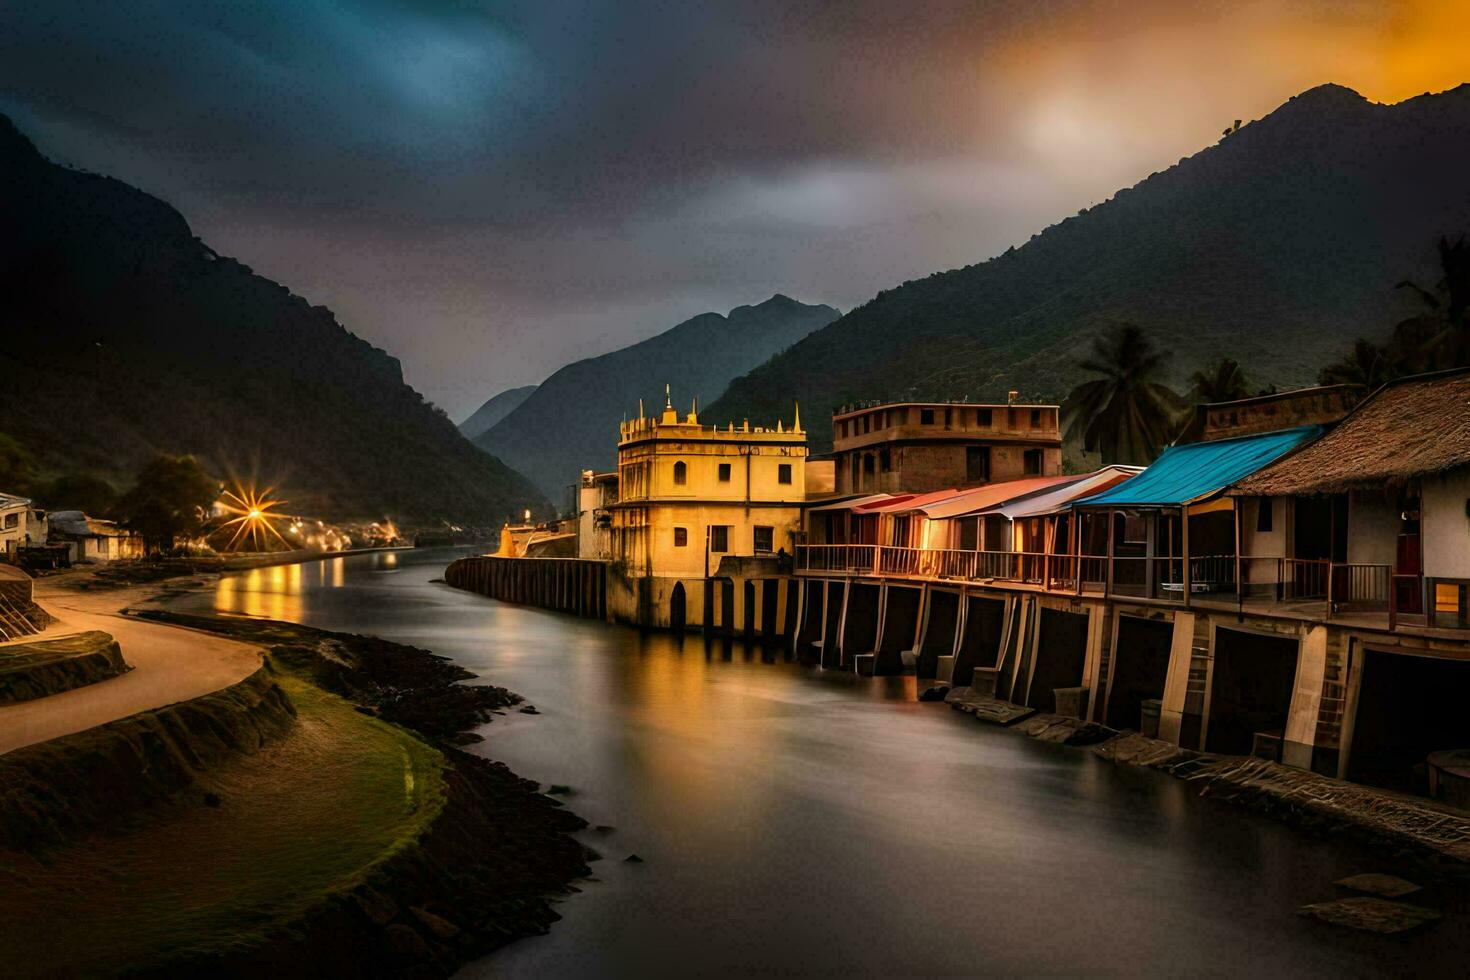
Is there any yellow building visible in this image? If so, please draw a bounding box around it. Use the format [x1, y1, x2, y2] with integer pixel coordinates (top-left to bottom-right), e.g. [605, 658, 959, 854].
[607, 388, 806, 630]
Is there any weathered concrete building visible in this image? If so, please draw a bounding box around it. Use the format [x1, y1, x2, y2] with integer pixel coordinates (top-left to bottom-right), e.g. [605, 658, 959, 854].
[831, 397, 1062, 496]
[604, 389, 808, 631]
[0, 493, 46, 559]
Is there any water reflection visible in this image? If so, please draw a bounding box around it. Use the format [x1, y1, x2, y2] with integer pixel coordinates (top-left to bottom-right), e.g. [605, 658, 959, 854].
[176, 550, 1468, 977]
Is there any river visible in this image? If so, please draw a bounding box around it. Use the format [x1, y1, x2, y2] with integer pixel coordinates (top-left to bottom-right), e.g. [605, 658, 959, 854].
[169, 549, 1466, 976]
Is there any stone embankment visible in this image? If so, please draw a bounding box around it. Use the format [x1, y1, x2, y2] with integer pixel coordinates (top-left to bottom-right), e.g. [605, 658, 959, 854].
[0, 665, 293, 851]
[0, 630, 131, 705]
[945, 684, 1470, 868]
[446, 554, 606, 619]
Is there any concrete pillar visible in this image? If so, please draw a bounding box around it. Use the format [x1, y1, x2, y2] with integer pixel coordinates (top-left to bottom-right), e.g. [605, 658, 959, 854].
[1081, 605, 1108, 722]
[1283, 625, 1325, 769]
[1157, 611, 1195, 745]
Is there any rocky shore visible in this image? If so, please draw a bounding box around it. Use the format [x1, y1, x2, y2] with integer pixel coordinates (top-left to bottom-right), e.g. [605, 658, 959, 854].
[141, 612, 593, 976]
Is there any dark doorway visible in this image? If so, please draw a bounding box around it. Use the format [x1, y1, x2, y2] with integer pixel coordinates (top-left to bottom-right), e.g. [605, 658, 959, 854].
[721, 580, 735, 635]
[952, 596, 1004, 690]
[822, 582, 846, 669]
[783, 580, 799, 651]
[917, 591, 960, 678]
[876, 587, 921, 674]
[1026, 609, 1089, 710]
[841, 583, 881, 666]
[1105, 616, 1173, 730]
[798, 581, 824, 662]
[669, 582, 686, 632]
[762, 580, 779, 642]
[1205, 628, 1298, 756]
[1348, 648, 1470, 795]
[743, 581, 756, 637]
[1293, 495, 1347, 562]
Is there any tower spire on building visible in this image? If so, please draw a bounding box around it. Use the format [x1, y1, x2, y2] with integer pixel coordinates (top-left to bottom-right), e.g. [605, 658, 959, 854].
[793, 401, 802, 433]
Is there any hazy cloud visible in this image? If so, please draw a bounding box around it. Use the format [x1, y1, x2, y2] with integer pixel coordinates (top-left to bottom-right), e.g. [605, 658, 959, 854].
[4, 1, 1466, 417]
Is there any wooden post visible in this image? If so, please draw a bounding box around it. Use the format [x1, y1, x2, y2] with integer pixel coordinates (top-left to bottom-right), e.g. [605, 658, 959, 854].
[1181, 505, 1192, 607]
[1234, 498, 1244, 617]
[1105, 509, 1116, 597]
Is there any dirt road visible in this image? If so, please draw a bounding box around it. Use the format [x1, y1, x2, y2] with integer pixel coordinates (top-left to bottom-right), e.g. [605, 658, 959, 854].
[0, 583, 261, 754]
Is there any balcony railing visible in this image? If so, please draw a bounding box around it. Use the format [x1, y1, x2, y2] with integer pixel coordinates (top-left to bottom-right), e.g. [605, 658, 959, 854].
[794, 544, 1415, 629]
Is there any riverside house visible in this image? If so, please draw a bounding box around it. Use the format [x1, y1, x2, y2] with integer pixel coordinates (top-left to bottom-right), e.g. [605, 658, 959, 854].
[0, 493, 46, 560]
[602, 389, 810, 633]
[790, 369, 1470, 803]
[831, 396, 1062, 496]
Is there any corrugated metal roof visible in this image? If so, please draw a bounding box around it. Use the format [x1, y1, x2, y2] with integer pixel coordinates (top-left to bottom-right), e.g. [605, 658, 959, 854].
[804, 493, 895, 513]
[1080, 426, 1322, 507]
[919, 474, 1084, 519]
[983, 466, 1143, 519]
[861, 489, 965, 515]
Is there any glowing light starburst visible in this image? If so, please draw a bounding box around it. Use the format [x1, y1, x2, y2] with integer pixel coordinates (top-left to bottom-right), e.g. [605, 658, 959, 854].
[217, 485, 291, 552]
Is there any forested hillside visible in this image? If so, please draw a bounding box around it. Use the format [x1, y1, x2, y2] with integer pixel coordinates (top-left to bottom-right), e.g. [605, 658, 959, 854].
[709, 84, 1470, 448]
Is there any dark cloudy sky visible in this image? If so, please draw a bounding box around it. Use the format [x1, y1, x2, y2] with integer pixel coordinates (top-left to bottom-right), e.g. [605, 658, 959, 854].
[4, 1, 1466, 419]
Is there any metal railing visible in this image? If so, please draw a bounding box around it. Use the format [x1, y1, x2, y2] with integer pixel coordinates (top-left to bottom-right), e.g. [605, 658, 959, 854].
[794, 545, 1411, 628]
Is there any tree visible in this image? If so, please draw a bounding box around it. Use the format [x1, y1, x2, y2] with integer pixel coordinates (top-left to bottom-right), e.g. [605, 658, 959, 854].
[1188, 357, 1250, 404]
[1175, 358, 1250, 442]
[119, 454, 218, 552]
[1062, 324, 1185, 466]
[1392, 234, 1470, 371]
[0, 433, 34, 495]
[34, 473, 119, 517]
[1318, 337, 1393, 388]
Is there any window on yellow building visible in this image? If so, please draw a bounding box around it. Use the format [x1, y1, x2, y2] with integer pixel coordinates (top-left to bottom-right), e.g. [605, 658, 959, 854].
[673, 460, 687, 485]
[718, 463, 731, 482]
[920, 408, 935, 425]
[1023, 448, 1042, 475]
[778, 463, 792, 484]
[754, 526, 774, 553]
[674, 527, 688, 547]
[710, 525, 730, 552]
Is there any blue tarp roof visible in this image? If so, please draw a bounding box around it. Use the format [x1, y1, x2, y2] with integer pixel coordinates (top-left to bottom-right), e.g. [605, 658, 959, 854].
[1078, 426, 1323, 508]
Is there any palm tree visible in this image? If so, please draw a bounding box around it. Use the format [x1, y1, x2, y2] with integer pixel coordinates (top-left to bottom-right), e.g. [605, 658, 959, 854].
[1318, 337, 1393, 388]
[1175, 358, 1250, 442]
[1062, 324, 1184, 466]
[1188, 357, 1250, 403]
[1393, 234, 1470, 370]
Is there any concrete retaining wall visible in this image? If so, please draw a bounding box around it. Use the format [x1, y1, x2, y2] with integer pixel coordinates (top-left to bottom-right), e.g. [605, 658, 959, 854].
[445, 556, 608, 619]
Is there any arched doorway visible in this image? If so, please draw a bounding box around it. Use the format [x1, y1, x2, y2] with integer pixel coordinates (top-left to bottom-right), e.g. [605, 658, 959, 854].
[669, 582, 687, 632]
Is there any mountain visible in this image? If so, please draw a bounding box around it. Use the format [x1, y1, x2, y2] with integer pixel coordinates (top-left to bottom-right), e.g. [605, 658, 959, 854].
[474, 295, 840, 501]
[458, 385, 537, 440]
[0, 115, 546, 524]
[708, 84, 1470, 449]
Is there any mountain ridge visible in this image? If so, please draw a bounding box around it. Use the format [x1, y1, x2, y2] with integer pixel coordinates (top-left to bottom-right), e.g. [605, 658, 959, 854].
[474, 294, 839, 501]
[0, 114, 547, 523]
[458, 385, 538, 441]
[707, 83, 1470, 448]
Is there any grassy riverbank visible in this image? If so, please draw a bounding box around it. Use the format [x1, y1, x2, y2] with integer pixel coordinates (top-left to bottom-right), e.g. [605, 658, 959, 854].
[0, 610, 586, 976]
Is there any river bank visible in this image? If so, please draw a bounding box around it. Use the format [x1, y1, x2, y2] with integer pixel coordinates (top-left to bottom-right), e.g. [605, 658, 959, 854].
[0, 579, 588, 976]
[945, 686, 1470, 877]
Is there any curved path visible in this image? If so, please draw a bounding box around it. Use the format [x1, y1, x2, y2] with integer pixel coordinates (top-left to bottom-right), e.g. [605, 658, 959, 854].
[0, 582, 261, 755]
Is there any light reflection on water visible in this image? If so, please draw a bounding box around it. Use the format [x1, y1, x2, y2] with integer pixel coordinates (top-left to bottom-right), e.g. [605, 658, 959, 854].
[172, 549, 1468, 977]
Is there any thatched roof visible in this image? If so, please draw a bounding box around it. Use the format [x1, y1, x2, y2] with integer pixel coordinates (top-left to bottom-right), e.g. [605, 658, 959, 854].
[1231, 369, 1470, 496]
